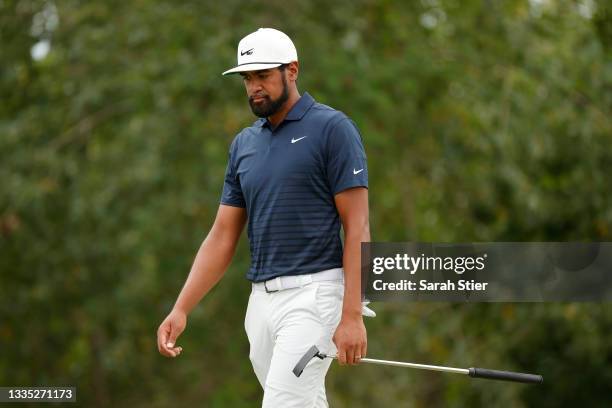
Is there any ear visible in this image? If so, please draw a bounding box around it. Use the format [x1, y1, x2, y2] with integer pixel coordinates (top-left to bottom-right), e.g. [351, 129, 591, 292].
[287, 61, 299, 82]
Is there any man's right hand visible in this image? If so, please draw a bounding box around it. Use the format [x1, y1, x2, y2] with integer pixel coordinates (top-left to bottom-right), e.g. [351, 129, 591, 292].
[157, 309, 187, 358]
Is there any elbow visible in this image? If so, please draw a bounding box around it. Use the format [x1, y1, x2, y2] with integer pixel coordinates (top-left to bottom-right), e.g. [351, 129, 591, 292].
[344, 216, 370, 241]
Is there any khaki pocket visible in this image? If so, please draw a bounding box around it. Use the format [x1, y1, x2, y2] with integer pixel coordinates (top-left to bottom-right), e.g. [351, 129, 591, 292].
[314, 282, 344, 327]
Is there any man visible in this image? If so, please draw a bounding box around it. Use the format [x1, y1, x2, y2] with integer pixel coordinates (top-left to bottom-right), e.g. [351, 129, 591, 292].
[157, 28, 371, 407]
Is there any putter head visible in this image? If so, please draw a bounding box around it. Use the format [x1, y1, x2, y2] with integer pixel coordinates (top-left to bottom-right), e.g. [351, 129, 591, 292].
[293, 345, 326, 377]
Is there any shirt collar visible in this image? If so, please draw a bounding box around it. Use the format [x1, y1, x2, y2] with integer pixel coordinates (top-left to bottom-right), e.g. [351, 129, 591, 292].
[254, 92, 315, 128]
[285, 92, 315, 121]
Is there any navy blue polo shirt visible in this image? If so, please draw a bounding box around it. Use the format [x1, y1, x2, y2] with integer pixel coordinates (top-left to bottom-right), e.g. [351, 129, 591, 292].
[221, 92, 368, 282]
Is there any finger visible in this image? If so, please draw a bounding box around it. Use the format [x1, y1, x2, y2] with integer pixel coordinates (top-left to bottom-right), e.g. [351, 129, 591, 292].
[353, 347, 361, 365]
[163, 339, 176, 356]
[157, 325, 167, 349]
[344, 343, 356, 366]
[337, 347, 347, 366]
[158, 327, 171, 356]
[165, 326, 178, 350]
[349, 345, 359, 366]
[166, 343, 181, 355]
[360, 340, 367, 361]
[167, 345, 180, 357]
[159, 328, 180, 357]
[354, 346, 364, 365]
[167, 343, 180, 358]
[167, 324, 182, 349]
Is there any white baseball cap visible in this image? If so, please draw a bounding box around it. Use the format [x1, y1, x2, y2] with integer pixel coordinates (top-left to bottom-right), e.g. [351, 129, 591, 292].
[222, 28, 298, 76]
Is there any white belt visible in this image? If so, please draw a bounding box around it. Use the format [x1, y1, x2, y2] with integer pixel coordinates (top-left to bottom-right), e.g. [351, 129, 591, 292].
[252, 268, 344, 293]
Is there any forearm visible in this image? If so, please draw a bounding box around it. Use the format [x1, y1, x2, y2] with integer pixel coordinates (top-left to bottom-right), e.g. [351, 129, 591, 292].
[342, 223, 370, 318]
[173, 232, 238, 315]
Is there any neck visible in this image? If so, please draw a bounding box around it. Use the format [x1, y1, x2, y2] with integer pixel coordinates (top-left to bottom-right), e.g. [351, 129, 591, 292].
[268, 90, 301, 128]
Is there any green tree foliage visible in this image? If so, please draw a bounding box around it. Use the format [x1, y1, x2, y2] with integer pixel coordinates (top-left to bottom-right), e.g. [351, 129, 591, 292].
[1, 0, 611, 406]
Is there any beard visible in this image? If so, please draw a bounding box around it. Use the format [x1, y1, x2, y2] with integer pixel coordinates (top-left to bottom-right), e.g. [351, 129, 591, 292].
[248, 72, 289, 118]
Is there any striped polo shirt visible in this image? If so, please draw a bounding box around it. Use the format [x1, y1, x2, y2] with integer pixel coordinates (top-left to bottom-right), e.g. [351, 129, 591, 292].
[221, 92, 368, 282]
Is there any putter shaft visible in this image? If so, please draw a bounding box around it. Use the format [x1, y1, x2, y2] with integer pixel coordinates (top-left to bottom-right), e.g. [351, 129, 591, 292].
[326, 354, 543, 384]
[328, 355, 469, 375]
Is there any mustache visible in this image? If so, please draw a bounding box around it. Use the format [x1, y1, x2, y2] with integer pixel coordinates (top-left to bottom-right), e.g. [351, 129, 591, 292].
[249, 94, 269, 102]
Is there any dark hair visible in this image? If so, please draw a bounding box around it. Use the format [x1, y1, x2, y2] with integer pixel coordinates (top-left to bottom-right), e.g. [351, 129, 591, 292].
[278, 64, 288, 72]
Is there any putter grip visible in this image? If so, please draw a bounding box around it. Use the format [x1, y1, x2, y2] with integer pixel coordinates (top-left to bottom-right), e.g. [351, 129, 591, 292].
[468, 367, 543, 384]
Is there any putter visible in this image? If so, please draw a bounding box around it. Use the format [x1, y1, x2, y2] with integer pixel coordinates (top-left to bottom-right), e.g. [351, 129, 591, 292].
[293, 345, 543, 384]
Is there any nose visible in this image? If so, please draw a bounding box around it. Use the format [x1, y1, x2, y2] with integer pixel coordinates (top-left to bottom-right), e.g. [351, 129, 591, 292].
[246, 78, 263, 97]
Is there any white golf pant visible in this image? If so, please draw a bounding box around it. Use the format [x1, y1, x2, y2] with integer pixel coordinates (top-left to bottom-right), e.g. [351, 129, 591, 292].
[245, 272, 344, 407]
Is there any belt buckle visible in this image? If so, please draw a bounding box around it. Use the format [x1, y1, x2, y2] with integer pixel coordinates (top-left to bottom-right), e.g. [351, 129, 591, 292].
[264, 280, 278, 293]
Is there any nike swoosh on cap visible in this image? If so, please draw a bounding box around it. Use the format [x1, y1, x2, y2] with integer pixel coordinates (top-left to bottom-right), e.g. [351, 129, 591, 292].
[240, 48, 254, 56]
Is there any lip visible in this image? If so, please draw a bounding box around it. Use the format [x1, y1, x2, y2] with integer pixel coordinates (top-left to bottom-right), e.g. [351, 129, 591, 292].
[251, 96, 266, 103]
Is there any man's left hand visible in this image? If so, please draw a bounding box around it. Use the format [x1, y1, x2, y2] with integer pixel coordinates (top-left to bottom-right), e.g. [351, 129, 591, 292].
[332, 314, 367, 365]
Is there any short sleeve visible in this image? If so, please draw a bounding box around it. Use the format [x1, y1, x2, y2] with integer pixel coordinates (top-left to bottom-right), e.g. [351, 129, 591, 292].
[220, 142, 246, 208]
[325, 118, 368, 195]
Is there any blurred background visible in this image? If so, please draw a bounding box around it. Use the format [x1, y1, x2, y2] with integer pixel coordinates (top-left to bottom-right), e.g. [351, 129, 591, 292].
[1, 0, 611, 406]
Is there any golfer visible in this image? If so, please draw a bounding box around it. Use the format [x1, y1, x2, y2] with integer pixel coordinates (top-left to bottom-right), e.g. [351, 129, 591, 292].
[157, 28, 370, 407]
